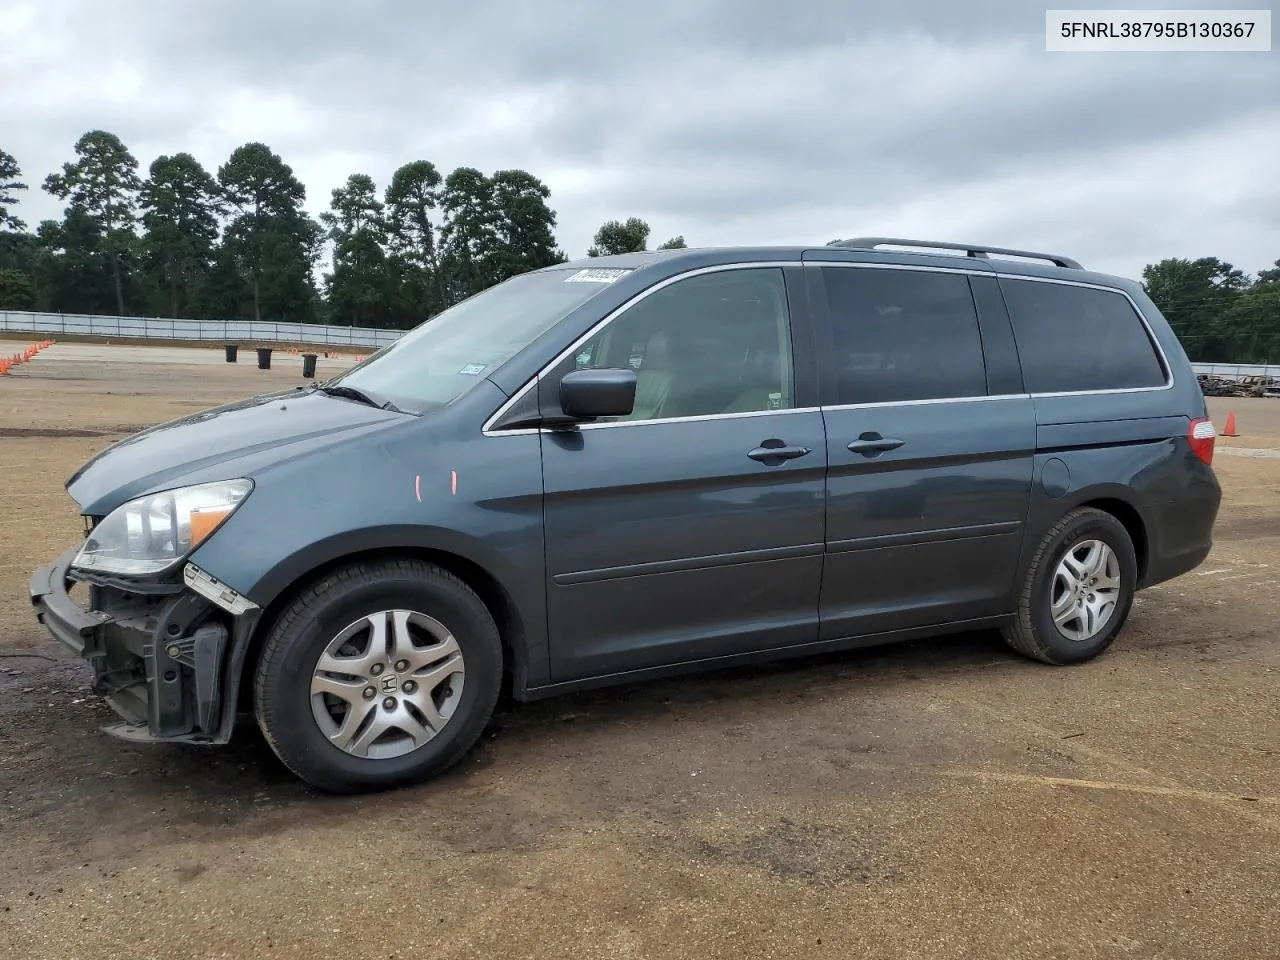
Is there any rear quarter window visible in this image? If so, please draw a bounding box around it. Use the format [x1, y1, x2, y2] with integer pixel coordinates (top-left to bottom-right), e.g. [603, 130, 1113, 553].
[1000, 279, 1167, 394]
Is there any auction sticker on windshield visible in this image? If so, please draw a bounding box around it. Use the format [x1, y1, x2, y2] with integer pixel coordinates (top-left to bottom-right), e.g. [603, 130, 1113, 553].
[564, 268, 633, 283]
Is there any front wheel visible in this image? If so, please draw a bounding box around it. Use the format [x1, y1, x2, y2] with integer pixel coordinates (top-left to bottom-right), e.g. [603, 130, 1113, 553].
[253, 558, 503, 793]
[1002, 507, 1138, 665]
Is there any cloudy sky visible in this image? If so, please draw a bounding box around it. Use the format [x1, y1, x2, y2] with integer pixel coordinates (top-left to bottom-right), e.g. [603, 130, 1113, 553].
[3, 0, 1277, 279]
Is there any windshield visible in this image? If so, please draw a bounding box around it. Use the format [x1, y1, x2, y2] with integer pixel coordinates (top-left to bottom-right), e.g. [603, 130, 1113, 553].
[323, 267, 631, 414]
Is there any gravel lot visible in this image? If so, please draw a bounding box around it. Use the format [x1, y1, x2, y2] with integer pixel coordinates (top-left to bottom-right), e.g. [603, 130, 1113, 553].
[2, 341, 1279, 960]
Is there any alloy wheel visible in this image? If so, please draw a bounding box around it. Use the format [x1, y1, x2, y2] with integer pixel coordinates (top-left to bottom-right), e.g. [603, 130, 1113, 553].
[309, 609, 465, 759]
[1050, 539, 1121, 643]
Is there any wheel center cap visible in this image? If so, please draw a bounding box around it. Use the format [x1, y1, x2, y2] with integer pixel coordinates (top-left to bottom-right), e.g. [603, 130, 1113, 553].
[380, 675, 399, 693]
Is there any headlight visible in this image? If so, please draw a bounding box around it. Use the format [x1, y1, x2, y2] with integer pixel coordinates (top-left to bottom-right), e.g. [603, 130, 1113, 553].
[72, 479, 253, 577]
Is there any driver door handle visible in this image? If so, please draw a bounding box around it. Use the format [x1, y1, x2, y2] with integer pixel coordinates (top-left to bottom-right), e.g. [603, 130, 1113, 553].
[748, 443, 811, 465]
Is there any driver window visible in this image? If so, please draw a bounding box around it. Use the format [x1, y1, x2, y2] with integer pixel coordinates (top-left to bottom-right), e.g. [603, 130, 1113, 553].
[560, 267, 795, 423]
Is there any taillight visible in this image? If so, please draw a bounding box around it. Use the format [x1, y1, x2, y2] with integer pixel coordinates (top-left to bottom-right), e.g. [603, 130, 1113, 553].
[1188, 417, 1216, 464]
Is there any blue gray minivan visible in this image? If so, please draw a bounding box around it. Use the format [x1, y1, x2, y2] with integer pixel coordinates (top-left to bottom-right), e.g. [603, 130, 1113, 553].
[30, 238, 1222, 792]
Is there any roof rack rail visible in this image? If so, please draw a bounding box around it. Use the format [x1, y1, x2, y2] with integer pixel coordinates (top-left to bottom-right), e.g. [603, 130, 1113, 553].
[826, 237, 1083, 270]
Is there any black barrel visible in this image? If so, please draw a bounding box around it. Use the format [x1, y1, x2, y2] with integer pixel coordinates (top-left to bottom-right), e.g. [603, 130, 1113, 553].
[302, 353, 318, 378]
[225, 344, 238, 363]
[256, 347, 272, 370]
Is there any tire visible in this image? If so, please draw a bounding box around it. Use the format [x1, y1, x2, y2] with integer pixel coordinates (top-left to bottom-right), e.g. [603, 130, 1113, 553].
[1001, 507, 1138, 665]
[253, 558, 503, 793]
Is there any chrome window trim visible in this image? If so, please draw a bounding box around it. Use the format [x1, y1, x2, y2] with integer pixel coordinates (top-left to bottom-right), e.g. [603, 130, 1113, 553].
[576, 406, 822, 431]
[481, 261, 799, 436]
[481, 261, 1177, 436]
[821, 393, 1030, 413]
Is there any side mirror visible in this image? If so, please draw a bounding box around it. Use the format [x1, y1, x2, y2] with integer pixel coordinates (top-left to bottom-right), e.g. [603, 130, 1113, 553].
[559, 368, 637, 420]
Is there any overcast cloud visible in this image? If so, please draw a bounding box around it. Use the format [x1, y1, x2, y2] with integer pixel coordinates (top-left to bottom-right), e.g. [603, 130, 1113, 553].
[3, 0, 1277, 279]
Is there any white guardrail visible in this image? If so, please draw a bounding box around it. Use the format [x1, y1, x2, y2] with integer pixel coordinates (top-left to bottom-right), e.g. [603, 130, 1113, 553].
[1191, 362, 1280, 379]
[0, 310, 405, 349]
[2, 311, 1276, 375]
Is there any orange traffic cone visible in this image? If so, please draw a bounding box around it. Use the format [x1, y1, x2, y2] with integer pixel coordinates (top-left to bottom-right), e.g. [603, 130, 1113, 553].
[1223, 411, 1238, 437]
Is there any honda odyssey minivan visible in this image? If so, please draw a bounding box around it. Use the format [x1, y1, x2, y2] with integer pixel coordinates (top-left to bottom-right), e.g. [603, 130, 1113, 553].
[30, 237, 1221, 792]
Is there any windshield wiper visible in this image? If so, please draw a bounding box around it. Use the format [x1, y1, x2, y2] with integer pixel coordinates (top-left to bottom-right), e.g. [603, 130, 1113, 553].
[316, 383, 407, 414]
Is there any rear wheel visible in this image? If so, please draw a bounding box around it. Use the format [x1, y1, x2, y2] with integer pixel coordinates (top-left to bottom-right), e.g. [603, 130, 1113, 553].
[1002, 507, 1138, 665]
[253, 558, 503, 793]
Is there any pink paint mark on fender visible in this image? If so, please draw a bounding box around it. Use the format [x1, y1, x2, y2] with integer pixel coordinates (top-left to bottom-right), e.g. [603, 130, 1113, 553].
[451, 470, 458, 496]
[414, 474, 422, 503]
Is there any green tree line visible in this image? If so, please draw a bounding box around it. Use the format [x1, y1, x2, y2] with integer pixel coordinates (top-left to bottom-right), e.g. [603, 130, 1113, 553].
[0, 135, 688, 329]
[1142, 257, 1280, 364]
[2, 136, 1274, 356]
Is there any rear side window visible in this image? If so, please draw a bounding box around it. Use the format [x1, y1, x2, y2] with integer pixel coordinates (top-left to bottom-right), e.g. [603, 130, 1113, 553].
[1000, 279, 1167, 393]
[821, 267, 988, 404]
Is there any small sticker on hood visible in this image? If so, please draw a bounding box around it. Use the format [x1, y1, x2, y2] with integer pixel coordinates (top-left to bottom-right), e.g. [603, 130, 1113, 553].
[457, 362, 488, 376]
[565, 268, 632, 283]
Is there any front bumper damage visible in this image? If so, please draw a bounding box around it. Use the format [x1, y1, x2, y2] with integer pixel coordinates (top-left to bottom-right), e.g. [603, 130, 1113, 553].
[29, 545, 260, 744]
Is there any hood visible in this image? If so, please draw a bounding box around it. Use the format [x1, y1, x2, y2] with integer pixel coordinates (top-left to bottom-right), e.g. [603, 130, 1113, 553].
[67, 387, 410, 516]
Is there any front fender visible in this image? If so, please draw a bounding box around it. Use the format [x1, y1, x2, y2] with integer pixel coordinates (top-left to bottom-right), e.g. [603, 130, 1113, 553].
[186, 407, 549, 690]
[244, 522, 533, 613]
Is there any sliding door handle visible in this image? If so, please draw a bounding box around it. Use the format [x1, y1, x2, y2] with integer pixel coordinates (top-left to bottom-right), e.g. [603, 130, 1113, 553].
[847, 435, 905, 455]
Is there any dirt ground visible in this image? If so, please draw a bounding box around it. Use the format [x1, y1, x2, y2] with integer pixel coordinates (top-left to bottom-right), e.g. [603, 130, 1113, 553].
[2, 341, 1279, 960]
